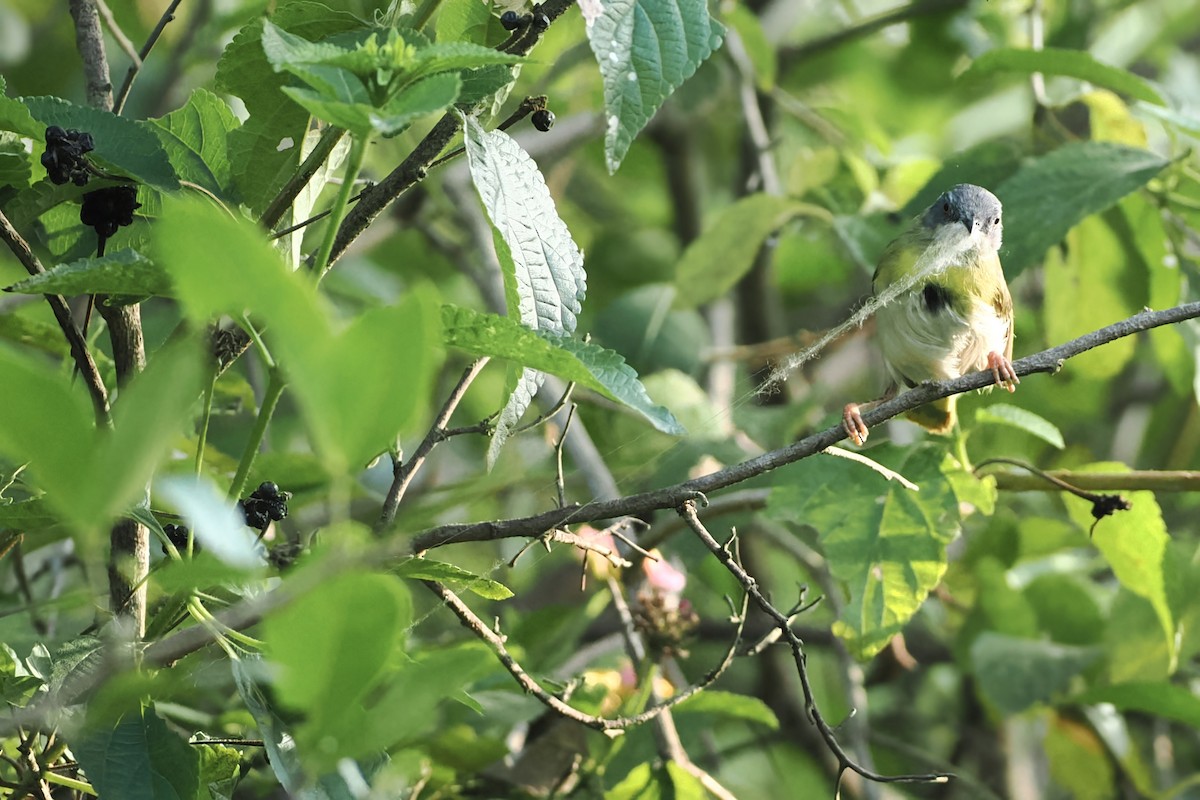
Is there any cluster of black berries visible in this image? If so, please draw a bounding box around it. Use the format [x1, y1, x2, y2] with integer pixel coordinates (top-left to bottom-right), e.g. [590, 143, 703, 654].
[499, 4, 550, 31]
[41, 126, 95, 186]
[80, 185, 141, 239]
[161, 523, 192, 555]
[240, 481, 290, 532]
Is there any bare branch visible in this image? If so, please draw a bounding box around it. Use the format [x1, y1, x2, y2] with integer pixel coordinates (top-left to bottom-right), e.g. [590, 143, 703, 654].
[409, 301, 1200, 551]
[677, 500, 951, 787]
[113, 0, 186, 114]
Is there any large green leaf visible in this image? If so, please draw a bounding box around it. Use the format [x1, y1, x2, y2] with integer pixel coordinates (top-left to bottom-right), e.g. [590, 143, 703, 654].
[5, 248, 169, 298]
[442, 304, 684, 436]
[72, 705, 201, 800]
[995, 141, 1167, 276]
[1073, 682, 1200, 728]
[970, 633, 1101, 715]
[462, 114, 588, 462]
[673, 194, 806, 308]
[963, 47, 1165, 106]
[1061, 463, 1175, 664]
[585, 0, 724, 172]
[156, 196, 441, 471]
[974, 403, 1065, 449]
[673, 690, 779, 729]
[0, 338, 203, 534]
[0, 130, 31, 189]
[1042, 215, 1143, 379]
[148, 88, 239, 199]
[22, 96, 178, 190]
[767, 445, 963, 658]
[281, 72, 461, 137]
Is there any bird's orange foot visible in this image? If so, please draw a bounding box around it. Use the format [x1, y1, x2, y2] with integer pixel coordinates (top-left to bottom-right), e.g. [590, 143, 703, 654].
[987, 351, 1019, 393]
[843, 403, 869, 445]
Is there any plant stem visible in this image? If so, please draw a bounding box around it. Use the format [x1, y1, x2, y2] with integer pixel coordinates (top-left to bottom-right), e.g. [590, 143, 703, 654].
[229, 369, 287, 502]
[315, 134, 367, 282]
[43, 771, 97, 796]
[195, 372, 216, 476]
[411, 0, 446, 31]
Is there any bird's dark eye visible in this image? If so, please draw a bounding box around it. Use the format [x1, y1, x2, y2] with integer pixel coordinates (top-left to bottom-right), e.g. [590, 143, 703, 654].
[994, 217, 1000, 225]
[943, 202, 950, 213]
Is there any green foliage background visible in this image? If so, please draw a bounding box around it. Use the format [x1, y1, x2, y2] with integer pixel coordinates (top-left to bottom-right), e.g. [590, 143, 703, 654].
[0, 0, 1199, 797]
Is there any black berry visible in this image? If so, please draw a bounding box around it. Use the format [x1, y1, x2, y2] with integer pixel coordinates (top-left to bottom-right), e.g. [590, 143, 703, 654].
[500, 10, 521, 30]
[161, 523, 193, 555]
[42, 126, 95, 186]
[241, 481, 291, 531]
[80, 185, 140, 239]
[531, 109, 555, 132]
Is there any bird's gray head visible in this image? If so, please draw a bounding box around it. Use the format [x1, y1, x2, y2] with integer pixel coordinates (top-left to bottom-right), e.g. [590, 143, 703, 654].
[922, 184, 1003, 251]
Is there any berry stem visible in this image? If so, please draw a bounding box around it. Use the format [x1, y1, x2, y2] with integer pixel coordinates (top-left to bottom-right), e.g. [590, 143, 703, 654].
[195, 370, 217, 476]
[229, 368, 287, 502]
[315, 134, 368, 284]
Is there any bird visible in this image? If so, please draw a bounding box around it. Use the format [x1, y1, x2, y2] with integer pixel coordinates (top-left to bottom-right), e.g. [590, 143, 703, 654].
[843, 183, 1018, 445]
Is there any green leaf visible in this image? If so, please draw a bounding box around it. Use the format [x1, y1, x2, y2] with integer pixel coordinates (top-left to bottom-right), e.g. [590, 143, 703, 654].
[232, 658, 307, 795]
[148, 88, 239, 199]
[974, 403, 1066, 449]
[1061, 463, 1175, 663]
[673, 194, 804, 308]
[767, 445, 961, 658]
[462, 115, 588, 460]
[1043, 215, 1144, 379]
[585, 0, 725, 172]
[0, 643, 43, 707]
[5, 248, 170, 298]
[22, 96, 179, 190]
[0, 77, 40, 138]
[435, 0, 497, 46]
[607, 763, 662, 800]
[72, 705, 201, 800]
[1073, 682, 1200, 728]
[673, 690, 779, 729]
[196, 742, 242, 800]
[0, 130, 31, 189]
[0, 498, 58, 529]
[156, 196, 441, 470]
[963, 47, 1165, 106]
[216, 3, 363, 212]
[442, 305, 685, 436]
[970, 633, 1101, 714]
[665, 761, 706, 800]
[409, 41, 523, 78]
[996, 141, 1167, 276]
[263, 573, 413, 730]
[368, 72, 461, 136]
[393, 558, 514, 600]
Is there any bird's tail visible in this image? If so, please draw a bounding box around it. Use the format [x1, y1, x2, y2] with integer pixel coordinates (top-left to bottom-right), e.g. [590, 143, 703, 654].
[906, 395, 957, 434]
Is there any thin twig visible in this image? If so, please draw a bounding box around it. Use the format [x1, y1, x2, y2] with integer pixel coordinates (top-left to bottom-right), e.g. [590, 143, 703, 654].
[113, 0, 186, 114]
[423, 579, 745, 734]
[677, 500, 951, 788]
[378, 358, 490, 530]
[94, 0, 139, 69]
[984, 467, 1200, 492]
[554, 404, 576, 508]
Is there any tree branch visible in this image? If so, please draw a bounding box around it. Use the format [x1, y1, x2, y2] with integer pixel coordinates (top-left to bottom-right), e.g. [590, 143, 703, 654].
[113, 0, 186, 115]
[409, 301, 1200, 551]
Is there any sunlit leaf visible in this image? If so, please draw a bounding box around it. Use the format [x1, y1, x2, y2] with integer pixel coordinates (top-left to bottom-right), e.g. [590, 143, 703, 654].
[5, 248, 169, 298]
[963, 47, 1165, 106]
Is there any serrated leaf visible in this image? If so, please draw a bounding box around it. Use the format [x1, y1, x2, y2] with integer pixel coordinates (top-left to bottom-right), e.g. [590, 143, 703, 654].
[442, 305, 684, 436]
[22, 96, 178, 190]
[0, 498, 57, 529]
[5, 249, 170, 298]
[464, 117, 586, 334]
[901, 139, 1026, 217]
[463, 115, 588, 461]
[586, 0, 724, 172]
[0, 77, 40, 138]
[0, 131, 31, 189]
[996, 141, 1167, 276]
[148, 88, 239, 199]
[673, 194, 803, 308]
[410, 41, 523, 78]
[971, 633, 1100, 714]
[963, 47, 1165, 106]
[216, 3, 363, 212]
[975, 403, 1065, 449]
[393, 558, 514, 599]
[72, 705, 201, 800]
[767, 445, 960, 658]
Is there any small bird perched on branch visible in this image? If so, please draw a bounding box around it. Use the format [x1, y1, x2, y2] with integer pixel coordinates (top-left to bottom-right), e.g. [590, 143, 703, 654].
[843, 183, 1018, 445]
